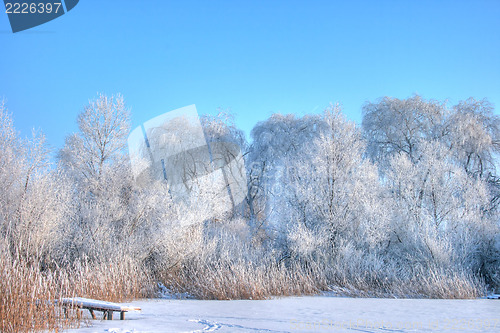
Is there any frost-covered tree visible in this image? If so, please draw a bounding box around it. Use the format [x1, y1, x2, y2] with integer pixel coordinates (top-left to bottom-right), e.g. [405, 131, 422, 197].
[247, 113, 324, 240]
[0, 101, 70, 263]
[448, 98, 500, 176]
[58, 94, 136, 260]
[59, 94, 130, 188]
[446, 98, 500, 211]
[385, 140, 493, 263]
[363, 95, 500, 210]
[201, 111, 248, 217]
[361, 95, 500, 290]
[0, 100, 22, 230]
[362, 95, 448, 164]
[279, 105, 388, 265]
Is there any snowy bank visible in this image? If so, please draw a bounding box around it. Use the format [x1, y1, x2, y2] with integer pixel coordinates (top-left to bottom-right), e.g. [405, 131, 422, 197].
[66, 296, 500, 333]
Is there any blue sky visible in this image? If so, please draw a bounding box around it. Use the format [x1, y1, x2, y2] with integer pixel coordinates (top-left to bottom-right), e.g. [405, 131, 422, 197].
[1, 0, 499, 151]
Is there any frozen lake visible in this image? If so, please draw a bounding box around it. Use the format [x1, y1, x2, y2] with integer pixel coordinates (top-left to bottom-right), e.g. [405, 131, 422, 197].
[66, 296, 500, 333]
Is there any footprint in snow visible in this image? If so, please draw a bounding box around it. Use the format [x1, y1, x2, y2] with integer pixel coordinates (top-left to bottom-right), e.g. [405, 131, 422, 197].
[189, 319, 222, 332]
[105, 329, 138, 333]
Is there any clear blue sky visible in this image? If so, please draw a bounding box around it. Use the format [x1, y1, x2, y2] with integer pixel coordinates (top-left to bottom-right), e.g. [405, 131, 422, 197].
[1, 0, 499, 150]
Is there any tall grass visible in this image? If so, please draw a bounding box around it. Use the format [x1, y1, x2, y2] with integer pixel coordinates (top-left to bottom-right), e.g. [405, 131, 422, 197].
[0, 246, 153, 333]
[162, 255, 485, 301]
[0, 240, 488, 333]
[164, 259, 325, 300]
[0, 227, 489, 331]
[65, 256, 154, 303]
[0, 253, 66, 333]
[323, 256, 486, 299]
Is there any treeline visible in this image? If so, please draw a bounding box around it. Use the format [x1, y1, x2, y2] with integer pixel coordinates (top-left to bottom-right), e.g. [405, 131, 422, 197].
[0, 94, 499, 331]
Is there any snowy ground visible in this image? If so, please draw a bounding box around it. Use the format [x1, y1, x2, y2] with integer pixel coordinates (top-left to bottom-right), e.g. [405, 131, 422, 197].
[66, 296, 500, 333]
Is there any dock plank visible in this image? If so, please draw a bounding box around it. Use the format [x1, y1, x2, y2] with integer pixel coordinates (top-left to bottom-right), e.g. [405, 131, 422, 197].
[59, 297, 141, 320]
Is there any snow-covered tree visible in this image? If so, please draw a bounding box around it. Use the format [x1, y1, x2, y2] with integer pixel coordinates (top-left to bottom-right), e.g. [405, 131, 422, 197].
[0, 101, 70, 263]
[447, 98, 500, 211]
[247, 113, 324, 240]
[59, 94, 130, 187]
[58, 94, 135, 260]
[385, 140, 493, 263]
[362, 95, 448, 164]
[279, 105, 388, 263]
[0, 100, 22, 232]
[201, 111, 248, 217]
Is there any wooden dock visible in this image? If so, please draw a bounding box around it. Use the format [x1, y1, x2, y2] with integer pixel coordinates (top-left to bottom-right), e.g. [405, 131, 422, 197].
[60, 297, 141, 320]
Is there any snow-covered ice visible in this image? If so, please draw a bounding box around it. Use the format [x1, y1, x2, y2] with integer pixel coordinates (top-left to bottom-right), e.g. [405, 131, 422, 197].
[66, 296, 500, 333]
